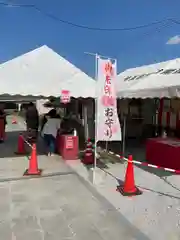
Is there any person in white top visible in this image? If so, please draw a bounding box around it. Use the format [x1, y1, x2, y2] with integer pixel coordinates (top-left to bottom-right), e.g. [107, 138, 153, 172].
[42, 109, 61, 156]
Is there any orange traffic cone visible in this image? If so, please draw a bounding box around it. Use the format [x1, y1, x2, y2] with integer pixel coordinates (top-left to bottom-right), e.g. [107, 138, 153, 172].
[82, 138, 94, 165]
[24, 144, 42, 176]
[117, 155, 142, 196]
[12, 116, 17, 124]
[15, 134, 26, 155]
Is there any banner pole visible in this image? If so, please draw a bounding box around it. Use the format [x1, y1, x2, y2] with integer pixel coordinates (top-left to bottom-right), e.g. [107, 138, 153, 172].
[84, 51, 119, 184]
[93, 54, 98, 183]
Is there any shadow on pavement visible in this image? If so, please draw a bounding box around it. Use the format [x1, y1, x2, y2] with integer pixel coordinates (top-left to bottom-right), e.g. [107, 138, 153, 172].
[135, 164, 174, 178]
[99, 139, 175, 178]
[99, 168, 180, 200]
[0, 130, 46, 159]
[160, 177, 180, 193]
[76, 173, 151, 240]
[105, 171, 180, 200]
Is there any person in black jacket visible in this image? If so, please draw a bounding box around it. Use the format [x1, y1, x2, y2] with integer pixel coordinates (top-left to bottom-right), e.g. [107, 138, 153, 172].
[25, 102, 39, 143]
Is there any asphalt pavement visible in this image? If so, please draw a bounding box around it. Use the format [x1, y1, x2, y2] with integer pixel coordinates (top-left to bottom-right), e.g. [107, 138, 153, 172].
[0, 115, 150, 240]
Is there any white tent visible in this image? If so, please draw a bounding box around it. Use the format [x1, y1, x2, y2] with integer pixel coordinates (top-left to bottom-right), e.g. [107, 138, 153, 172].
[116, 58, 180, 98]
[58, 71, 96, 98]
[0, 45, 96, 98]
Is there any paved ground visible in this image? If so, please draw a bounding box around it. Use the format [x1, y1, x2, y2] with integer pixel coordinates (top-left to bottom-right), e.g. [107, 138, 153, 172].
[0, 115, 74, 178]
[1, 174, 151, 240]
[0, 115, 149, 239]
[67, 158, 180, 240]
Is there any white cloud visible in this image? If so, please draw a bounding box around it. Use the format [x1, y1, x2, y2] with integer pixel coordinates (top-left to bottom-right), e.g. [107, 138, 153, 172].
[166, 35, 180, 45]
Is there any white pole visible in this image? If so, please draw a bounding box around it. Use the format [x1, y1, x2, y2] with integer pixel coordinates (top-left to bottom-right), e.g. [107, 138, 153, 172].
[84, 52, 116, 61]
[93, 54, 98, 183]
[18, 103, 21, 112]
[84, 51, 116, 184]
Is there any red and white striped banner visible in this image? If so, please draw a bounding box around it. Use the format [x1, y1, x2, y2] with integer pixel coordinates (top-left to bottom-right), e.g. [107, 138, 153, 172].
[108, 151, 180, 174]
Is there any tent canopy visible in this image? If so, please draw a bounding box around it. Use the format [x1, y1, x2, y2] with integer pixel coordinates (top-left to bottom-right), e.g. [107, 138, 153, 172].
[0, 45, 96, 98]
[116, 58, 180, 98]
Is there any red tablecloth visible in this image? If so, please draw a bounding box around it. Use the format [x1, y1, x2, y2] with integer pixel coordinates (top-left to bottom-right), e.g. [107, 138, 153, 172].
[0, 119, 5, 140]
[146, 138, 180, 170]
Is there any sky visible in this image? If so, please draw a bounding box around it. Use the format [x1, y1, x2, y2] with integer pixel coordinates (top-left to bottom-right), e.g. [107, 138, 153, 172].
[0, 0, 180, 77]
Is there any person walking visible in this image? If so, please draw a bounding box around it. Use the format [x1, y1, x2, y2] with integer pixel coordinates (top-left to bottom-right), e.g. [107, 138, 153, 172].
[25, 102, 39, 143]
[41, 109, 61, 156]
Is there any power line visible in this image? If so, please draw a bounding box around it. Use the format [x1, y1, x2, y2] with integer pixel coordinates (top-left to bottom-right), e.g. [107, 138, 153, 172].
[169, 18, 180, 25]
[0, 1, 178, 31]
[136, 21, 172, 43]
[33, 6, 168, 31]
[120, 21, 173, 55]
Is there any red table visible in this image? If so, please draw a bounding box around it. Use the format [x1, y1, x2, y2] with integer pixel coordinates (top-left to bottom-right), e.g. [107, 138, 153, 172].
[56, 134, 79, 160]
[146, 138, 180, 170]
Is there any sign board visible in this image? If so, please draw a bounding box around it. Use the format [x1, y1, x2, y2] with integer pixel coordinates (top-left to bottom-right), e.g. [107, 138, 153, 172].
[65, 136, 73, 149]
[61, 90, 70, 104]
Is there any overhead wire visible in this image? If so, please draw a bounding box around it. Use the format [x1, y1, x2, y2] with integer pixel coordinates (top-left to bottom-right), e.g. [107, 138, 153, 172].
[132, 20, 173, 46]
[33, 6, 168, 31]
[0, 1, 179, 31]
[119, 21, 173, 62]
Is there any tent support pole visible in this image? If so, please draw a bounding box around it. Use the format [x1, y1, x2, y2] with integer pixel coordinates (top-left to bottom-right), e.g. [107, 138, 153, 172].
[105, 141, 108, 151]
[83, 104, 88, 140]
[122, 115, 126, 159]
